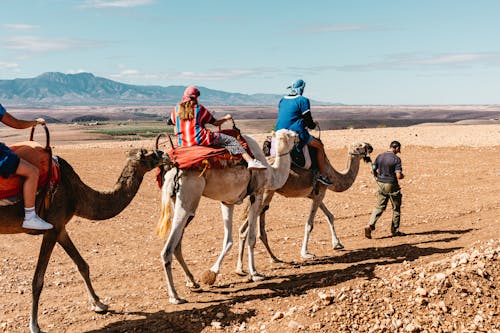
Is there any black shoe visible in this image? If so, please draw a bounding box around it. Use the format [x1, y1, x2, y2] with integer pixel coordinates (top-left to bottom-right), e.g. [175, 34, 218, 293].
[364, 225, 375, 239]
[317, 174, 333, 186]
[391, 231, 406, 237]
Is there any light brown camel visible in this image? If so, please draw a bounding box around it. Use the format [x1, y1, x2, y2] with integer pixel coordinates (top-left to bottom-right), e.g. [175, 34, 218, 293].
[156, 129, 298, 304]
[0, 148, 166, 333]
[236, 142, 373, 272]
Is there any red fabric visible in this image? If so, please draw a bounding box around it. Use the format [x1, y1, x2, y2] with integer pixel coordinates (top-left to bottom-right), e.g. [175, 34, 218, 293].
[166, 129, 252, 170]
[0, 141, 60, 200]
[170, 104, 214, 146]
[182, 85, 200, 102]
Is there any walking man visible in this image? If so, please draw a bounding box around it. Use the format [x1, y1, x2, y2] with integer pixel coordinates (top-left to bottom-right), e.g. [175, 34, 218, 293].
[365, 140, 405, 238]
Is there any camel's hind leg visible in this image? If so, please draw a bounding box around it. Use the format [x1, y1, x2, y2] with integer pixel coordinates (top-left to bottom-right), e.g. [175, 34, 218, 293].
[173, 220, 199, 289]
[30, 231, 57, 333]
[57, 229, 108, 312]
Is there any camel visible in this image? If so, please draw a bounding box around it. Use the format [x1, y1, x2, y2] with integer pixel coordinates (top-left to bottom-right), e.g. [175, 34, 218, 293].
[236, 142, 373, 272]
[0, 148, 166, 333]
[156, 129, 298, 304]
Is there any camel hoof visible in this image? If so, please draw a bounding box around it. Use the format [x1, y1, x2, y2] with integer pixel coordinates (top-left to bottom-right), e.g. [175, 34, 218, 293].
[169, 297, 187, 304]
[270, 257, 283, 264]
[234, 268, 247, 276]
[251, 273, 266, 282]
[333, 243, 345, 250]
[91, 301, 108, 313]
[301, 252, 315, 260]
[186, 281, 200, 289]
[201, 270, 217, 285]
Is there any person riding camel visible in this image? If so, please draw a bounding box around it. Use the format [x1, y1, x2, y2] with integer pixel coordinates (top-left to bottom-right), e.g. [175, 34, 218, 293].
[275, 79, 333, 185]
[168, 86, 267, 170]
[0, 103, 53, 230]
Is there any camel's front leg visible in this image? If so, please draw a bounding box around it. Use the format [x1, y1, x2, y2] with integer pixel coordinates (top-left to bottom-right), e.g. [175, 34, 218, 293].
[30, 231, 57, 333]
[319, 202, 343, 249]
[57, 229, 107, 313]
[247, 193, 265, 281]
[202, 203, 234, 285]
[301, 197, 322, 259]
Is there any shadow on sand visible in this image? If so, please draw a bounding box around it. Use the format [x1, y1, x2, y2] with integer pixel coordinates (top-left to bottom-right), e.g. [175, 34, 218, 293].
[84, 228, 472, 333]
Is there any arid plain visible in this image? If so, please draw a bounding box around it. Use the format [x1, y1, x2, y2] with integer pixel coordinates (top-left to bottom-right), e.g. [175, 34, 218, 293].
[1, 106, 499, 332]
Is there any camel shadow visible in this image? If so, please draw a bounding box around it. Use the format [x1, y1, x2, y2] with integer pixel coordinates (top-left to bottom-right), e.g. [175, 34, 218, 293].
[84, 232, 465, 333]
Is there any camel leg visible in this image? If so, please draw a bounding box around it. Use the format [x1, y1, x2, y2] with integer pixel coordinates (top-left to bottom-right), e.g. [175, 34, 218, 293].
[235, 217, 249, 275]
[301, 197, 322, 259]
[30, 231, 57, 333]
[206, 203, 234, 281]
[173, 223, 199, 289]
[319, 202, 344, 250]
[162, 176, 204, 304]
[247, 193, 265, 281]
[57, 229, 108, 312]
[161, 213, 190, 304]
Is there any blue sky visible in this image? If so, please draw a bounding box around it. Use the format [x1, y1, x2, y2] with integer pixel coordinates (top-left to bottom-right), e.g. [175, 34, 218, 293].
[1, 0, 500, 105]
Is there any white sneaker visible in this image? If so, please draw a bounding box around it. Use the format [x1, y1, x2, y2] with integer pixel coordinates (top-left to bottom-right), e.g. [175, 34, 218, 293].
[247, 159, 267, 170]
[22, 215, 53, 230]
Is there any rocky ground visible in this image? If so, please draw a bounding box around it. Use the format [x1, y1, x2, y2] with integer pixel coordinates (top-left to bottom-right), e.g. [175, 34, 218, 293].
[0, 123, 499, 332]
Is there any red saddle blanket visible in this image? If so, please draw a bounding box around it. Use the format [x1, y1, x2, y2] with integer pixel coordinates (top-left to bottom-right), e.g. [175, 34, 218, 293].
[0, 141, 60, 200]
[155, 129, 252, 188]
[167, 129, 252, 170]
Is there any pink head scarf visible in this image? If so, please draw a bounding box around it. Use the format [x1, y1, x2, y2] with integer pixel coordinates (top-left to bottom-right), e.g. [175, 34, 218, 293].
[182, 86, 200, 102]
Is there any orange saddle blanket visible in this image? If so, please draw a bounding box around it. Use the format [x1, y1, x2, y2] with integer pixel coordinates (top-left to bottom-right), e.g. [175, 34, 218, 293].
[0, 141, 60, 201]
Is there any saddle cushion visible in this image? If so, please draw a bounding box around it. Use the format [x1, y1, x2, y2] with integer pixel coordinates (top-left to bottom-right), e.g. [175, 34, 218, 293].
[167, 129, 251, 170]
[0, 141, 60, 200]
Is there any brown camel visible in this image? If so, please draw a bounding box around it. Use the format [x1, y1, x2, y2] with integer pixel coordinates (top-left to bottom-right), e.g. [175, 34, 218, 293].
[236, 142, 372, 272]
[0, 148, 166, 333]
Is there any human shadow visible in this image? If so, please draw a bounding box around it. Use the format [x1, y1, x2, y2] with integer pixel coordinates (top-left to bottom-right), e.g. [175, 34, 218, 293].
[377, 228, 475, 239]
[84, 233, 463, 333]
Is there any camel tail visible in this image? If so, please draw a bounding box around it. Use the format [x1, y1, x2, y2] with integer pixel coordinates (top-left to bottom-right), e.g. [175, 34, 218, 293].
[156, 199, 173, 239]
[156, 179, 175, 239]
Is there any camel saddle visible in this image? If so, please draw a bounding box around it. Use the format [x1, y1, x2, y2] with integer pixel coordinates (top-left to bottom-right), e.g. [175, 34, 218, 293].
[155, 129, 252, 188]
[0, 141, 60, 205]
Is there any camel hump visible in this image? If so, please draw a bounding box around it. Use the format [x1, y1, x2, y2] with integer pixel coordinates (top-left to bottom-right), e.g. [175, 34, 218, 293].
[0, 141, 53, 201]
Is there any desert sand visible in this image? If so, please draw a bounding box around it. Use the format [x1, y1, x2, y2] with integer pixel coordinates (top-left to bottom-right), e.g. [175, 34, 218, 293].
[0, 122, 499, 332]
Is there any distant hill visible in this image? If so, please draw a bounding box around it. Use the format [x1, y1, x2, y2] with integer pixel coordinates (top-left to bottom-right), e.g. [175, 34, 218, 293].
[0, 72, 335, 106]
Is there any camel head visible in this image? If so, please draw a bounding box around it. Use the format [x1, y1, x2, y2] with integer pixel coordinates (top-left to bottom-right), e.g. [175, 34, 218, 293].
[273, 129, 299, 155]
[348, 142, 373, 163]
[126, 148, 169, 171]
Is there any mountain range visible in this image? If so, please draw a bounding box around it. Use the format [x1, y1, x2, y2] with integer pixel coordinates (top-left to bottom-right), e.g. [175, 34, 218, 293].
[0, 72, 333, 106]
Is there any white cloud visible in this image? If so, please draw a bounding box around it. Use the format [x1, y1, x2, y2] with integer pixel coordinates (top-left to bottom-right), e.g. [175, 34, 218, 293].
[81, 0, 154, 8]
[3, 24, 38, 30]
[0, 61, 19, 70]
[109, 67, 278, 83]
[335, 52, 500, 72]
[66, 69, 89, 74]
[5, 36, 103, 52]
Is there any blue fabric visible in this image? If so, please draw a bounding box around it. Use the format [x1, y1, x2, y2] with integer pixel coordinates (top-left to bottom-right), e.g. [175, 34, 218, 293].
[287, 79, 306, 96]
[0, 104, 6, 121]
[275, 95, 312, 148]
[0, 142, 20, 179]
